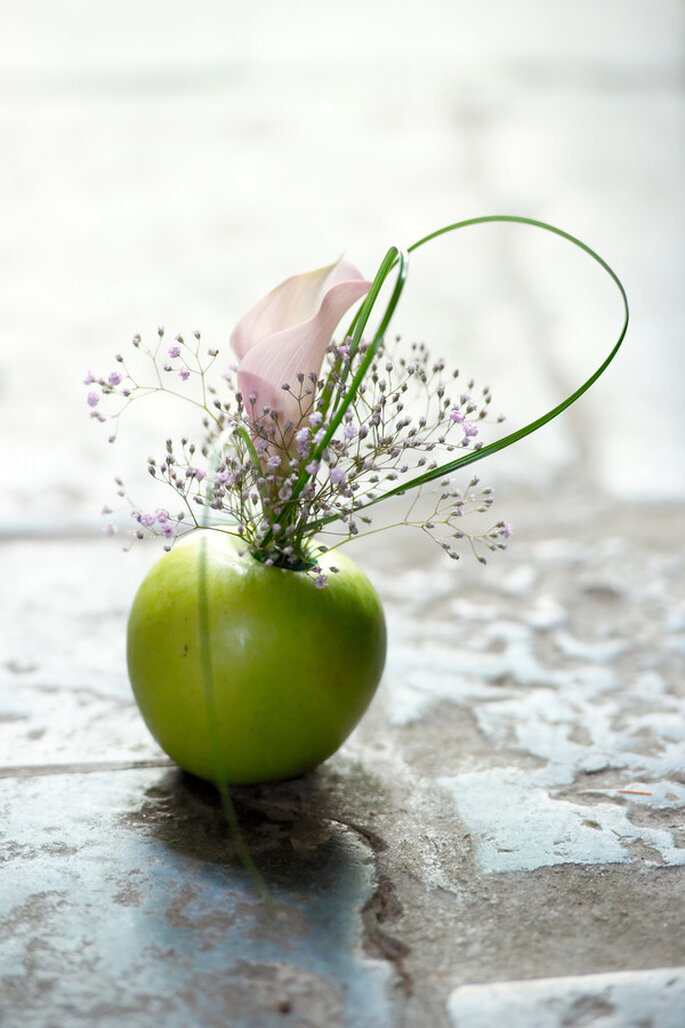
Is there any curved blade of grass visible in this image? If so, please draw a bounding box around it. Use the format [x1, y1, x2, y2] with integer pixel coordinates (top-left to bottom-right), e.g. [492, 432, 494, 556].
[306, 215, 629, 530]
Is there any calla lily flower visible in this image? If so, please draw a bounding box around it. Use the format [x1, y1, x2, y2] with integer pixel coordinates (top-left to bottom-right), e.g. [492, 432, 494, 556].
[230, 259, 371, 439]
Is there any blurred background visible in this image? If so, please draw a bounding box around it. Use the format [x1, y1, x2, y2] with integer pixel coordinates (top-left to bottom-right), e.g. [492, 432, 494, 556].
[0, 0, 683, 534]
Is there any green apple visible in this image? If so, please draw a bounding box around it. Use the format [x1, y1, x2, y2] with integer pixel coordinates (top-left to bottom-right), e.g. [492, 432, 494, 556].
[126, 530, 386, 784]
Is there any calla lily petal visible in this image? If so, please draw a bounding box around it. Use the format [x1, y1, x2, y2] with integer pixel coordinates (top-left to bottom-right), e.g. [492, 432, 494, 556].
[237, 366, 284, 427]
[231, 259, 368, 361]
[237, 277, 370, 428]
[233, 259, 371, 443]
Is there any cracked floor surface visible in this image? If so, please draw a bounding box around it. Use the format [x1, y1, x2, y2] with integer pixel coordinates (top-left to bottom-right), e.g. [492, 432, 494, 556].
[1, 496, 684, 1025]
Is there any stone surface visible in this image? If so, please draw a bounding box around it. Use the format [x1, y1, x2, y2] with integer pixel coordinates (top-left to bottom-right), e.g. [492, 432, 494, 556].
[2, 498, 684, 1025]
[447, 968, 685, 1028]
[0, 770, 394, 1027]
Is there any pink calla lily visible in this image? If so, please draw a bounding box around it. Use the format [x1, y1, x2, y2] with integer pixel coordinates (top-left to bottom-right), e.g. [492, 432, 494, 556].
[230, 259, 371, 438]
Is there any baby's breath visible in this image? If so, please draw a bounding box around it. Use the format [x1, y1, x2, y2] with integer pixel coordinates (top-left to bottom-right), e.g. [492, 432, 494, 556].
[87, 331, 510, 577]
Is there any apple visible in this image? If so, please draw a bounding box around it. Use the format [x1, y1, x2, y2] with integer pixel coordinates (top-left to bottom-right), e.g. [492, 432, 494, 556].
[126, 530, 386, 784]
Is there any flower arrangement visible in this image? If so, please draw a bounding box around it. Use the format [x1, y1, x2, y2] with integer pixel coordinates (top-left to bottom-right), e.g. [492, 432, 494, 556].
[87, 217, 626, 581]
[86, 214, 627, 893]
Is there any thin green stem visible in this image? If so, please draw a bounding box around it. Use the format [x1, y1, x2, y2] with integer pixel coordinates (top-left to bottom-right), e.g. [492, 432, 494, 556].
[216, 783, 283, 912]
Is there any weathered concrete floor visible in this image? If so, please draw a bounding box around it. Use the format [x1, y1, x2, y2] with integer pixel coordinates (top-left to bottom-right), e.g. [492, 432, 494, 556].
[1, 494, 684, 1026]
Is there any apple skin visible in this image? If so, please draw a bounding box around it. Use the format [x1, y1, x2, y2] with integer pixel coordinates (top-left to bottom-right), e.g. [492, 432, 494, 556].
[126, 530, 386, 784]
